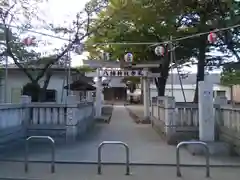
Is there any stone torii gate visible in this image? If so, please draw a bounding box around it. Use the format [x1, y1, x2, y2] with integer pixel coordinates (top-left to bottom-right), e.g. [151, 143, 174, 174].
[94, 61, 162, 121]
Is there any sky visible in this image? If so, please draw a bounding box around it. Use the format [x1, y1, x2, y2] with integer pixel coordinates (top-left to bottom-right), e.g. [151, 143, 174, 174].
[39, 0, 90, 67]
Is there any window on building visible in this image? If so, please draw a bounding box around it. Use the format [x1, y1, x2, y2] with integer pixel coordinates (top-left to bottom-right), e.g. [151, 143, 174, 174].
[214, 90, 226, 97]
[11, 88, 22, 103]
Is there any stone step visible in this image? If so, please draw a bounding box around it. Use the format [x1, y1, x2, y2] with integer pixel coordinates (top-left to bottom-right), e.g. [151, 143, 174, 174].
[0, 162, 239, 180]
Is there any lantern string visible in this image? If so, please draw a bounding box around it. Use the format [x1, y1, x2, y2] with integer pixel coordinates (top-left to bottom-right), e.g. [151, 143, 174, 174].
[2, 23, 240, 45]
[148, 24, 240, 47]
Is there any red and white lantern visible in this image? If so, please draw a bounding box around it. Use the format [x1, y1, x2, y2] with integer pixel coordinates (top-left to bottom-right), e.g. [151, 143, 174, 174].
[208, 31, 217, 43]
[22, 37, 35, 46]
[155, 45, 165, 56]
[124, 52, 133, 62]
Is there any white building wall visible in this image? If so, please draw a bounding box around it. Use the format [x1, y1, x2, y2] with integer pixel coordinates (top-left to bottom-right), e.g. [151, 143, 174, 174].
[0, 70, 70, 103]
[132, 83, 231, 102]
[86, 70, 231, 102]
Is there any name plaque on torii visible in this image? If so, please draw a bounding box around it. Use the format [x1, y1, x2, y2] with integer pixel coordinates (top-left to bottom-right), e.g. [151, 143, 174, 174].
[100, 69, 148, 77]
[82, 60, 162, 77]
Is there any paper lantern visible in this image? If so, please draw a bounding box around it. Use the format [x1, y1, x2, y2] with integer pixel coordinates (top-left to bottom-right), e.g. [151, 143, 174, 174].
[208, 32, 217, 43]
[23, 37, 34, 46]
[155, 45, 165, 56]
[124, 52, 133, 62]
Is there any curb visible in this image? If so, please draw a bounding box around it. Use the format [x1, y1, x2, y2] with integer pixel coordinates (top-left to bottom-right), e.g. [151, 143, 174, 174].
[125, 106, 151, 124]
[1, 159, 240, 168]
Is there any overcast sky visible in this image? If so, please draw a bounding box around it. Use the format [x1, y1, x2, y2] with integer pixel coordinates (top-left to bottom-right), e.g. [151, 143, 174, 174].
[40, 0, 89, 67]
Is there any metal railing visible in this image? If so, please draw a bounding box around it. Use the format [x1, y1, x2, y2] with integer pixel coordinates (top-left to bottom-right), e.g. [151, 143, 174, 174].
[176, 141, 210, 177]
[97, 141, 130, 175]
[24, 136, 55, 173]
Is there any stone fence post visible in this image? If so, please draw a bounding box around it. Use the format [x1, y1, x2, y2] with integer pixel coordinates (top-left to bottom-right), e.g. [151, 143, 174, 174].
[20, 95, 31, 125]
[214, 96, 228, 139]
[157, 96, 164, 121]
[20, 95, 31, 137]
[214, 96, 228, 123]
[66, 95, 79, 142]
[164, 96, 176, 138]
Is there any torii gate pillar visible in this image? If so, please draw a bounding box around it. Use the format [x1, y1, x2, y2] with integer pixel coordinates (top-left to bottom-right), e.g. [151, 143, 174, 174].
[95, 68, 102, 117]
[143, 68, 150, 120]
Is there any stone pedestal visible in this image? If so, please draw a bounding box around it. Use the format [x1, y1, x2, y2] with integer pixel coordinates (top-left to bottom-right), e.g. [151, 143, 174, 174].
[198, 81, 214, 141]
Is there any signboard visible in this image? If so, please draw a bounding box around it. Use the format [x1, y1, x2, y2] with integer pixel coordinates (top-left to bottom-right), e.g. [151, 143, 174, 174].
[100, 69, 147, 77]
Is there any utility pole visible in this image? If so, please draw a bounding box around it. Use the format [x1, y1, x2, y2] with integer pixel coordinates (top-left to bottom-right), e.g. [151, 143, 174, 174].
[4, 24, 8, 103]
[170, 36, 174, 97]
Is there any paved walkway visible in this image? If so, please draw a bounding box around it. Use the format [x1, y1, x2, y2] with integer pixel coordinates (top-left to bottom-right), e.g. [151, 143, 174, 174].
[0, 162, 240, 180]
[1, 105, 240, 165]
[125, 104, 144, 119]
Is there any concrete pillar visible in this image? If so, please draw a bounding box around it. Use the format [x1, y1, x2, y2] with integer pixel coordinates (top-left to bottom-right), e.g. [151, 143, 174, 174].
[198, 81, 214, 141]
[66, 95, 78, 142]
[143, 74, 150, 120]
[20, 95, 31, 126]
[164, 96, 176, 136]
[95, 68, 102, 117]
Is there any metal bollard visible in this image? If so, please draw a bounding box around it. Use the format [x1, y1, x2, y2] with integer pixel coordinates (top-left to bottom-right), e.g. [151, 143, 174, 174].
[176, 141, 210, 177]
[97, 141, 130, 175]
[25, 136, 55, 173]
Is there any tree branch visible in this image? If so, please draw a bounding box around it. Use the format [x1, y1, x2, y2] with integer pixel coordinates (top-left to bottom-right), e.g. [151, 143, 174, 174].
[35, 13, 114, 82]
[215, 0, 240, 61]
[1, 14, 35, 82]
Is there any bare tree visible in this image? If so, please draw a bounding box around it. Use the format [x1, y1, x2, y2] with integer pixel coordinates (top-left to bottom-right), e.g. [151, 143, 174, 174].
[0, 0, 112, 101]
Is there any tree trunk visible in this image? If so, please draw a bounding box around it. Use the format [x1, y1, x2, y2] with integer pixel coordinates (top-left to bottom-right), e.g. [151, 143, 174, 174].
[193, 37, 206, 102]
[155, 75, 168, 96]
[39, 71, 52, 102]
[155, 54, 171, 96]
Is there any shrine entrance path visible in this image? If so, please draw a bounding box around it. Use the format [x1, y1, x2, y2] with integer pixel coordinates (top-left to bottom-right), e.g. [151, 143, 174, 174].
[1, 105, 240, 166]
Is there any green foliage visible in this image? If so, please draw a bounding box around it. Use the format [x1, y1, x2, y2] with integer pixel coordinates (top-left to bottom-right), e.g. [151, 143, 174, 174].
[84, 1, 203, 65]
[221, 68, 240, 86]
[86, 0, 240, 66]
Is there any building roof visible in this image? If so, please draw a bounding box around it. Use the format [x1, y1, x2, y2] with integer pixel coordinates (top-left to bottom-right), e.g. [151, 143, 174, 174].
[64, 80, 96, 91]
[1, 63, 79, 71]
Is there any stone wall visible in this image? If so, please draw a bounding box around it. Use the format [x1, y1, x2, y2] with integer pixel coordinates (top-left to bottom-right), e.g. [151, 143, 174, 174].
[219, 127, 240, 155]
[0, 95, 95, 150]
[151, 96, 199, 145]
